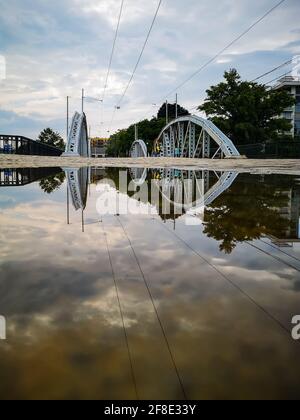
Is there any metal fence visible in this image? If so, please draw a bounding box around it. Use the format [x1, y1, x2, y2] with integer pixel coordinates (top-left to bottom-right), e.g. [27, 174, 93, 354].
[235, 141, 300, 159]
[0, 135, 63, 156]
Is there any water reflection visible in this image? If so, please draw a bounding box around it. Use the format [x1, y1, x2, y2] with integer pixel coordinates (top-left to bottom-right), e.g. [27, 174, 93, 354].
[0, 167, 300, 400]
[65, 167, 300, 251]
[0, 167, 64, 189]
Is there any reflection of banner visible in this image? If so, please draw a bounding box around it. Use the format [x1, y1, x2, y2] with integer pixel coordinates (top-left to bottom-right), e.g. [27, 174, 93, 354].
[65, 168, 89, 211]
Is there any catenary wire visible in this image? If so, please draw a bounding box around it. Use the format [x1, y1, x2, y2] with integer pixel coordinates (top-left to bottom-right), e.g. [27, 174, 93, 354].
[101, 221, 139, 399]
[251, 58, 292, 82]
[108, 0, 163, 133]
[116, 215, 188, 400]
[155, 218, 293, 337]
[162, 0, 288, 99]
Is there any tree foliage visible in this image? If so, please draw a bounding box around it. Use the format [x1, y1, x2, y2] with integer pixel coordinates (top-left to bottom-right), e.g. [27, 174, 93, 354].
[157, 103, 189, 120]
[39, 171, 66, 194]
[199, 69, 295, 145]
[203, 175, 293, 254]
[37, 128, 65, 150]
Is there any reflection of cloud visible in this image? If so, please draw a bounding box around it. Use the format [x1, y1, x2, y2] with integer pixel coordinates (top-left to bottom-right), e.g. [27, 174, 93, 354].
[1, 179, 300, 399]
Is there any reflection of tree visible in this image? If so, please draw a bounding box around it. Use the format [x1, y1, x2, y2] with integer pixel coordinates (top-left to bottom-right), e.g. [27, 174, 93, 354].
[39, 172, 66, 194]
[203, 176, 293, 254]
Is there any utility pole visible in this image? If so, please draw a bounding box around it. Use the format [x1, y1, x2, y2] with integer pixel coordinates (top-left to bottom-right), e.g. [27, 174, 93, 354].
[88, 125, 92, 158]
[135, 124, 138, 141]
[166, 100, 169, 125]
[66, 96, 70, 141]
[175, 93, 178, 119]
[82, 88, 84, 114]
[67, 183, 70, 225]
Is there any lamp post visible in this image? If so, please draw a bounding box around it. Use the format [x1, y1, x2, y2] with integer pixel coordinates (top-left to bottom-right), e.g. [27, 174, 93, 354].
[66, 96, 70, 142]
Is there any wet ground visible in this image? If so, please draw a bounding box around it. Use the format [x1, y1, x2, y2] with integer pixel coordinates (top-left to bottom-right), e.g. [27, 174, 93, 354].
[1, 155, 300, 175]
[0, 166, 300, 400]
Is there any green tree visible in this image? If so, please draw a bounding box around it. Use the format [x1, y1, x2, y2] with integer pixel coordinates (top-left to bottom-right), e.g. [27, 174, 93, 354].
[106, 116, 166, 157]
[199, 69, 295, 145]
[39, 171, 66, 194]
[106, 102, 189, 157]
[37, 128, 65, 150]
[157, 103, 190, 120]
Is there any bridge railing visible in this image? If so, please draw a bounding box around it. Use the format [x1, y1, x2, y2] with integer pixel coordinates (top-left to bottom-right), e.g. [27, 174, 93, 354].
[0, 135, 63, 156]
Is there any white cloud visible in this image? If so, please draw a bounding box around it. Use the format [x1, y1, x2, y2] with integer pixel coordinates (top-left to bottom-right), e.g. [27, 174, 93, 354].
[0, 0, 299, 137]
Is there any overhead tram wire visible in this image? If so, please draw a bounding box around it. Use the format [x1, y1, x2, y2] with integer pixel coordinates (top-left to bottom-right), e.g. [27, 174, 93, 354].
[116, 216, 188, 401]
[245, 241, 300, 273]
[161, 0, 288, 100]
[101, 221, 139, 400]
[100, 0, 125, 134]
[264, 70, 292, 86]
[251, 58, 292, 82]
[184, 60, 293, 115]
[258, 238, 300, 264]
[154, 219, 294, 338]
[102, 0, 125, 102]
[134, 0, 288, 126]
[108, 0, 163, 134]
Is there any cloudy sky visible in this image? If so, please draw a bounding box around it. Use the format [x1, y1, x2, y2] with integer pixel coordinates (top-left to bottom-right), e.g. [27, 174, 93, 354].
[0, 0, 299, 139]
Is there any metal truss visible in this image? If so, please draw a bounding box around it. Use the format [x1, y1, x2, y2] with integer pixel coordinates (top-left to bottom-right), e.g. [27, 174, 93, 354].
[157, 115, 240, 159]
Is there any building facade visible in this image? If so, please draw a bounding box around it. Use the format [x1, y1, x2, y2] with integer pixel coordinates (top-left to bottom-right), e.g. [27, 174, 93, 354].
[90, 138, 108, 158]
[274, 76, 300, 137]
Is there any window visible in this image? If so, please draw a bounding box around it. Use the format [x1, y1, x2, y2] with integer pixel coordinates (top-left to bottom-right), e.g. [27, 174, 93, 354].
[296, 96, 300, 112]
[283, 111, 293, 120]
[295, 120, 300, 135]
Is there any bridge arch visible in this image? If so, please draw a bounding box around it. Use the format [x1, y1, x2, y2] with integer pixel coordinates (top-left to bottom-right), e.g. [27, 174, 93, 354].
[130, 139, 148, 158]
[63, 112, 89, 157]
[156, 115, 240, 159]
[65, 167, 89, 211]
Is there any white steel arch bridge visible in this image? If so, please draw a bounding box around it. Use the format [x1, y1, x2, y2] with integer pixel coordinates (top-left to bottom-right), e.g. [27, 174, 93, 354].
[156, 115, 240, 159]
[63, 113, 239, 160]
[129, 115, 240, 159]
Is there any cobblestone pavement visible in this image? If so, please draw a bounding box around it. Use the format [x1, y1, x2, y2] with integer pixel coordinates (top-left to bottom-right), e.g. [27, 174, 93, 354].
[0, 155, 300, 174]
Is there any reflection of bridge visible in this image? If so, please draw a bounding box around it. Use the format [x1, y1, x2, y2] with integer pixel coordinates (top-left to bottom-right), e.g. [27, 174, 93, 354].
[129, 167, 238, 218]
[0, 167, 62, 187]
